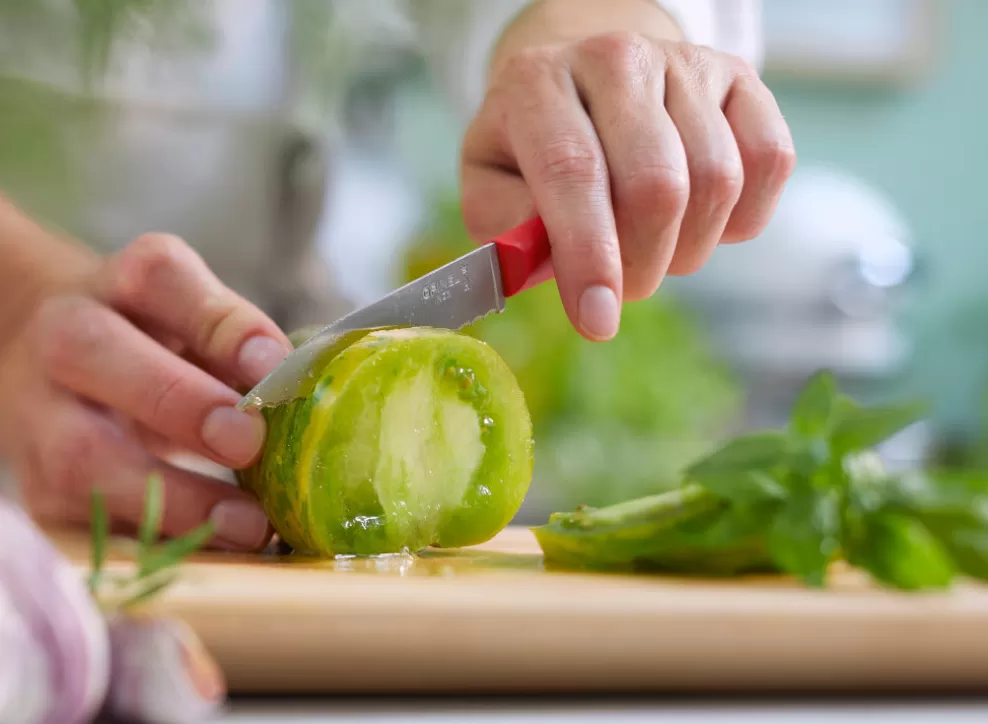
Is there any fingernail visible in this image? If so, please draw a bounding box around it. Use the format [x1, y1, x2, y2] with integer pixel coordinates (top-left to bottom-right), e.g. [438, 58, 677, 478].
[209, 498, 270, 550]
[239, 336, 290, 384]
[201, 407, 265, 466]
[578, 285, 620, 340]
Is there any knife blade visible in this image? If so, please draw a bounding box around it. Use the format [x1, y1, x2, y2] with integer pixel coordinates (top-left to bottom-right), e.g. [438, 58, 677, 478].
[237, 215, 552, 410]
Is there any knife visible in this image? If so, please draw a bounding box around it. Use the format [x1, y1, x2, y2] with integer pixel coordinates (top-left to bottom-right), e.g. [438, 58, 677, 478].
[237, 215, 553, 410]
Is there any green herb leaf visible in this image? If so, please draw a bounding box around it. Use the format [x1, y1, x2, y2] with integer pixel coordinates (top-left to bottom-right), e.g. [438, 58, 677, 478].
[139, 521, 215, 578]
[790, 370, 838, 438]
[767, 487, 840, 587]
[694, 470, 788, 507]
[850, 512, 955, 591]
[87, 490, 108, 594]
[892, 470, 988, 519]
[943, 529, 988, 582]
[786, 439, 832, 481]
[830, 401, 928, 456]
[138, 472, 164, 553]
[892, 473, 988, 583]
[686, 432, 790, 481]
[685, 499, 779, 548]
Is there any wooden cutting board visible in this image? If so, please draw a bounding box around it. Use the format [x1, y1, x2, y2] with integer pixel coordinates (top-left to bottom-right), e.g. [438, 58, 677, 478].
[50, 526, 988, 695]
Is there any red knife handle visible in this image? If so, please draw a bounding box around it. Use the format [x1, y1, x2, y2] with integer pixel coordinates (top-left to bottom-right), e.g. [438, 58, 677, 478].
[491, 216, 554, 298]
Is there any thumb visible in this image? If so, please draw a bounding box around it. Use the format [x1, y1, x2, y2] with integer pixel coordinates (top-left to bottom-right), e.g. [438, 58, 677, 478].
[461, 164, 537, 242]
[461, 163, 622, 342]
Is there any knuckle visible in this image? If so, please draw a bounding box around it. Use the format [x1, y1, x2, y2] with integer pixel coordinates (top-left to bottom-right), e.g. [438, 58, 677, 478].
[624, 162, 690, 215]
[194, 299, 242, 362]
[128, 232, 192, 268]
[693, 159, 744, 206]
[536, 136, 603, 186]
[669, 41, 711, 74]
[497, 45, 561, 88]
[110, 232, 195, 305]
[561, 231, 620, 278]
[747, 139, 797, 187]
[579, 31, 652, 78]
[729, 54, 760, 80]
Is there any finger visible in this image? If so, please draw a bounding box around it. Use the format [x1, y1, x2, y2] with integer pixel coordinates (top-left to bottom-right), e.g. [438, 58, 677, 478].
[467, 49, 623, 341]
[123, 417, 185, 461]
[459, 164, 536, 242]
[99, 233, 292, 389]
[721, 69, 797, 243]
[664, 52, 744, 276]
[26, 390, 271, 551]
[35, 295, 265, 469]
[571, 33, 689, 301]
[458, 165, 561, 289]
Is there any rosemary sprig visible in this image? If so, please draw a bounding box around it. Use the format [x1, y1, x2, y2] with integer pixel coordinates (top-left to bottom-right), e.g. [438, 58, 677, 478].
[137, 472, 164, 554]
[88, 473, 215, 611]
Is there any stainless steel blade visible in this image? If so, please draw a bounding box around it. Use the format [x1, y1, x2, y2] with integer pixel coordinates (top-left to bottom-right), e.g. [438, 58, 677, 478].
[237, 243, 505, 410]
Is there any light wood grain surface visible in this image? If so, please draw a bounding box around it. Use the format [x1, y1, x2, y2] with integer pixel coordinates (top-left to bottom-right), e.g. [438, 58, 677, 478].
[50, 526, 988, 696]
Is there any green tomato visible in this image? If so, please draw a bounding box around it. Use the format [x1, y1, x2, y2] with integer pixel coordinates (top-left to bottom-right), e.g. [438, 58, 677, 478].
[238, 327, 534, 556]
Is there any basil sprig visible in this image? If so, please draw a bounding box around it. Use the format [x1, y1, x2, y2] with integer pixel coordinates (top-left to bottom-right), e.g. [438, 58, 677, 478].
[683, 370, 986, 590]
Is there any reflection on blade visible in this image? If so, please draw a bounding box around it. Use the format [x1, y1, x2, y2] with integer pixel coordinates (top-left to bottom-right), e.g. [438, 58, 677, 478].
[238, 243, 504, 410]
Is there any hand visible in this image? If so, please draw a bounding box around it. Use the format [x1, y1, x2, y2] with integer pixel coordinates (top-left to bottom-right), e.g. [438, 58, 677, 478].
[462, 26, 796, 341]
[0, 233, 293, 551]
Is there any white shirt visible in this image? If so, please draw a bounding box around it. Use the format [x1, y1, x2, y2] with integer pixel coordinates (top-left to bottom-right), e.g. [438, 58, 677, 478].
[662, 0, 763, 68]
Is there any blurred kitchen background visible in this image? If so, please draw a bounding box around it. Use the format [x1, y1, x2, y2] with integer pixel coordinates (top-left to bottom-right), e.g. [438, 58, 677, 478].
[2, 0, 987, 522]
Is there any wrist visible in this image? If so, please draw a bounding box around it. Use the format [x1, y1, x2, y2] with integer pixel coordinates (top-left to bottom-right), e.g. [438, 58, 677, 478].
[491, 0, 684, 75]
[0, 195, 101, 356]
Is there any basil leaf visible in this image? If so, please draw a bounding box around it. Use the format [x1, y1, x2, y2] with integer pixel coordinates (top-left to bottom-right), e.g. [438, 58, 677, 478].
[893, 470, 988, 518]
[850, 512, 955, 591]
[686, 432, 790, 480]
[694, 470, 788, 506]
[901, 505, 988, 583]
[692, 499, 779, 547]
[767, 487, 840, 587]
[843, 453, 894, 516]
[790, 370, 838, 438]
[786, 439, 832, 480]
[944, 529, 988, 582]
[830, 401, 928, 456]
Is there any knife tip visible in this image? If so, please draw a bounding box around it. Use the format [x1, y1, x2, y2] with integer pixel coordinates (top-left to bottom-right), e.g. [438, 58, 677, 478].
[236, 392, 265, 412]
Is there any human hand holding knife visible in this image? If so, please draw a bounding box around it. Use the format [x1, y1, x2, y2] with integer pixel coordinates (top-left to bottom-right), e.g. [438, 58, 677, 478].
[238, 216, 554, 411]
